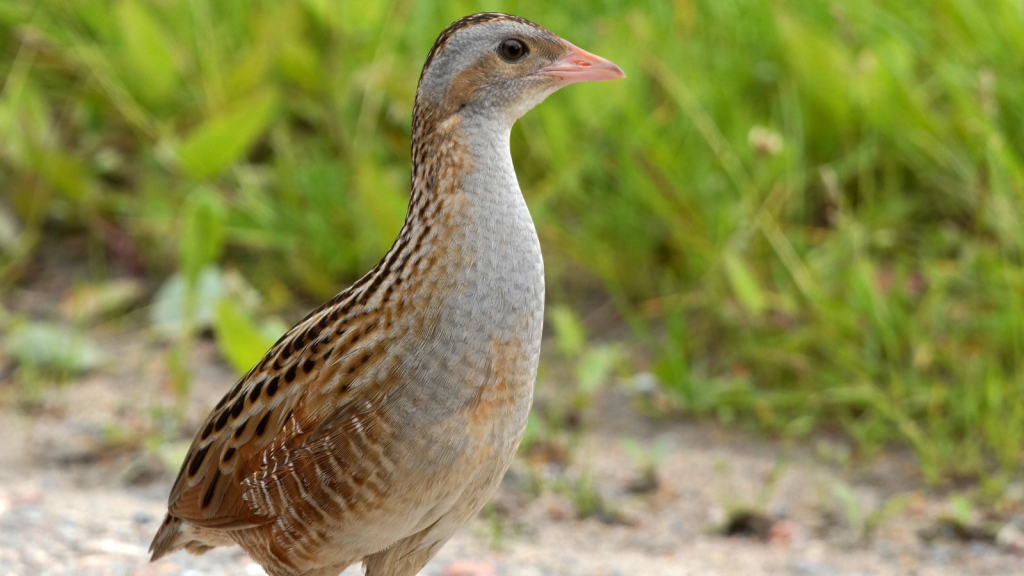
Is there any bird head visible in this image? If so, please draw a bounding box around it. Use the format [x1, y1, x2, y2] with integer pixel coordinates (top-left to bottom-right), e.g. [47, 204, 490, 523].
[415, 13, 625, 128]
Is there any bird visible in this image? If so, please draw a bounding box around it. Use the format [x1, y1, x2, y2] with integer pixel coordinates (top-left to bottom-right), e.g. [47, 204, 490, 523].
[150, 12, 623, 576]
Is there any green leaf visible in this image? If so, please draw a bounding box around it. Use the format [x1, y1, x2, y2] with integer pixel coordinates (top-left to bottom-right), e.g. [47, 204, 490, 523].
[62, 279, 144, 322]
[150, 267, 223, 339]
[723, 251, 766, 315]
[549, 305, 586, 356]
[577, 345, 621, 395]
[178, 90, 278, 179]
[213, 298, 275, 374]
[150, 268, 263, 340]
[830, 481, 865, 535]
[35, 151, 89, 199]
[115, 0, 180, 107]
[179, 188, 226, 284]
[4, 322, 103, 374]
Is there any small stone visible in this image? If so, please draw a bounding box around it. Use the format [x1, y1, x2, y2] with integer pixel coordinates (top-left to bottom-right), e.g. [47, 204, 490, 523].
[905, 491, 928, 516]
[505, 568, 543, 576]
[770, 519, 799, 544]
[996, 522, 1024, 554]
[442, 560, 496, 576]
[83, 538, 146, 557]
[927, 543, 955, 563]
[790, 560, 836, 576]
[78, 554, 112, 567]
[631, 372, 660, 395]
[133, 511, 155, 525]
[967, 541, 995, 557]
[538, 493, 572, 522]
[17, 490, 44, 505]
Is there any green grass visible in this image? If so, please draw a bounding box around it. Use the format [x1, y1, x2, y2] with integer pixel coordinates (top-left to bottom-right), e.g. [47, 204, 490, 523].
[1, 0, 1023, 486]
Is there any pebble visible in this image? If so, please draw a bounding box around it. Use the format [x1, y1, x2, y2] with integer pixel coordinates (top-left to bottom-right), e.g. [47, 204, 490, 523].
[927, 543, 955, 563]
[790, 560, 837, 576]
[996, 522, 1024, 553]
[442, 560, 496, 576]
[505, 568, 544, 576]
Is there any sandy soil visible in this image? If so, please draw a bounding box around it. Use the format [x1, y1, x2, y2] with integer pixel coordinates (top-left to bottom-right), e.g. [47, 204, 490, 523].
[1, 328, 1022, 576]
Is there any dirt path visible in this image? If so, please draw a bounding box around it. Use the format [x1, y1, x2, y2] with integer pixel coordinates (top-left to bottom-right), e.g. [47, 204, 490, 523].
[1, 335, 1021, 575]
[3, 417, 1022, 575]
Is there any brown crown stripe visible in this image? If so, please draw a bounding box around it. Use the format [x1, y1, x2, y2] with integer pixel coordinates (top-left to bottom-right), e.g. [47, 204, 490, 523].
[419, 13, 543, 82]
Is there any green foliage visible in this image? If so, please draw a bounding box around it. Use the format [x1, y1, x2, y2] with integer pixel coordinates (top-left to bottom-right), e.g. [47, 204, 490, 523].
[178, 91, 279, 179]
[830, 481, 911, 542]
[2, 0, 1023, 484]
[213, 298, 282, 374]
[3, 321, 103, 375]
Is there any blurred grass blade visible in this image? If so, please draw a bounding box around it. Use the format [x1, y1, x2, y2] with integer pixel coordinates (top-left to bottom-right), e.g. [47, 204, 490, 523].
[115, 0, 181, 107]
[214, 298, 275, 374]
[723, 251, 767, 316]
[150, 267, 223, 339]
[178, 89, 278, 179]
[549, 305, 587, 356]
[179, 188, 226, 284]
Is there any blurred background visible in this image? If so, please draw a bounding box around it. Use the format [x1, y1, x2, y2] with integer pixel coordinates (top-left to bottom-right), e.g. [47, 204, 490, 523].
[2, 1, 1024, 574]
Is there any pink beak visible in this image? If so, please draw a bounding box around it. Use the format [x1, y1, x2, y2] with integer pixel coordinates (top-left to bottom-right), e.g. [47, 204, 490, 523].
[538, 41, 625, 86]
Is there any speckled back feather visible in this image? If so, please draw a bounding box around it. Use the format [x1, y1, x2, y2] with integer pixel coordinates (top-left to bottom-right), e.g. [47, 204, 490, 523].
[151, 115, 479, 563]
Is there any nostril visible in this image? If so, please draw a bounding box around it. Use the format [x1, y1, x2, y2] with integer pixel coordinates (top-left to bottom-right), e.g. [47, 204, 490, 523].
[575, 60, 591, 66]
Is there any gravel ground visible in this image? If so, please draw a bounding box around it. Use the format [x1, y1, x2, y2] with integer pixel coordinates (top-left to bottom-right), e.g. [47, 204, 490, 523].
[3, 414, 1023, 576]
[1, 333, 1022, 575]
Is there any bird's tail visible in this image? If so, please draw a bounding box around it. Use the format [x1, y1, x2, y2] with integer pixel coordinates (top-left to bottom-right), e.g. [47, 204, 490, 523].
[150, 513, 228, 561]
[149, 514, 186, 561]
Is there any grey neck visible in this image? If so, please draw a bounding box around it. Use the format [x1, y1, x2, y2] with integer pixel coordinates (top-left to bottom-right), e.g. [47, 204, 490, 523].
[446, 111, 545, 317]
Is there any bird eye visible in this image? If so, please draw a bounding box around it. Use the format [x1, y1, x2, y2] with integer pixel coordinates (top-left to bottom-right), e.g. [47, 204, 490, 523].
[498, 39, 528, 62]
